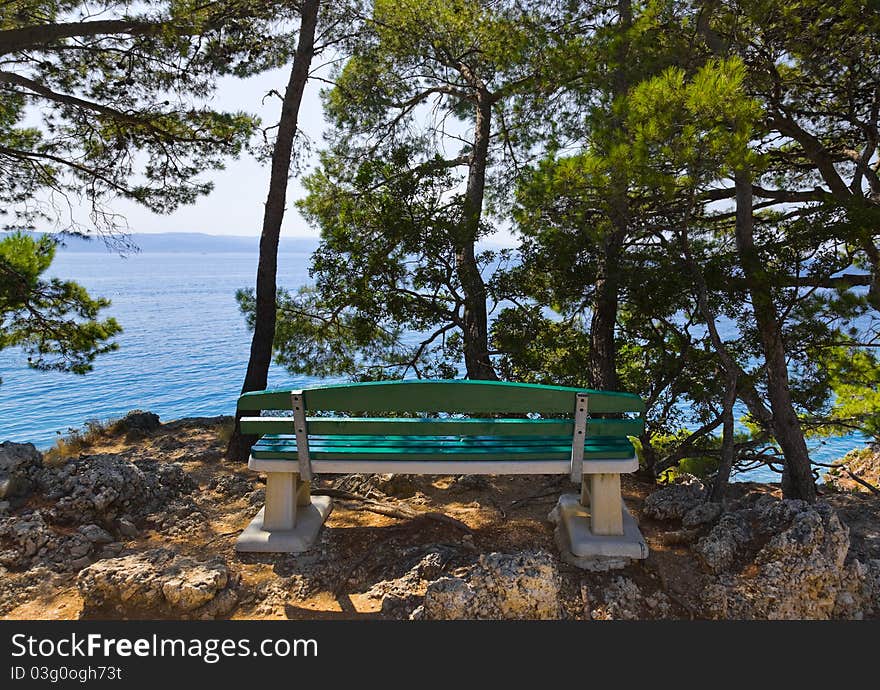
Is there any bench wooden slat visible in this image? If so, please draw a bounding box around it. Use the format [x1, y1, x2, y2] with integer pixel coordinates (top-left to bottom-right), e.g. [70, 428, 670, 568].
[254, 434, 634, 449]
[238, 380, 645, 414]
[253, 450, 633, 461]
[239, 416, 645, 438]
[308, 436, 574, 447]
[251, 435, 635, 461]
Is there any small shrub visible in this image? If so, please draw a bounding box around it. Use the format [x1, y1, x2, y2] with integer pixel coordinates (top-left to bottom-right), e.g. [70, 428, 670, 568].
[659, 455, 720, 483]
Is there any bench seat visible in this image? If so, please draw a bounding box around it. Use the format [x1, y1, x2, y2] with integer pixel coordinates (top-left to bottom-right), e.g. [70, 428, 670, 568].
[252, 434, 636, 461]
[249, 434, 639, 475]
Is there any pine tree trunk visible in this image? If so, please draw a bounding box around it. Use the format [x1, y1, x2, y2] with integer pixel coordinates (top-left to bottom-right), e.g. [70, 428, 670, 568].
[733, 170, 816, 501]
[226, 0, 320, 462]
[862, 238, 880, 310]
[638, 432, 659, 477]
[710, 373, 738, 501]
[590, 231, 622, 389]
[589, 0, 631, 391]
[457, 93, 497, 380]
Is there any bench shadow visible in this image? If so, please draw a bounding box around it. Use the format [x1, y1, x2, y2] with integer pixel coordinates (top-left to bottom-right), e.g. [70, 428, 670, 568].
[283, 595, 382, 620]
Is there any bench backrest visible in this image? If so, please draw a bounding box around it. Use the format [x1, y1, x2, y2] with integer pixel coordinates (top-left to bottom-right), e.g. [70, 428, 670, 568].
[238, 380, 645, 415]
[239, 380, 645, 482]
[238, 380, 644, 438]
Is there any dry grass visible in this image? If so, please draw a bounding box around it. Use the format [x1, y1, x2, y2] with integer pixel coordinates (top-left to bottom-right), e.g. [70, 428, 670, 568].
[215, 419, 234, 446]
[43, 418, 120, 465]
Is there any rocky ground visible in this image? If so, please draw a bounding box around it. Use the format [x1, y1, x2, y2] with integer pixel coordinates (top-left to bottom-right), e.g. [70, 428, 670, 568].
[1, 412, 878, 620]
[825, 444, 880, 495]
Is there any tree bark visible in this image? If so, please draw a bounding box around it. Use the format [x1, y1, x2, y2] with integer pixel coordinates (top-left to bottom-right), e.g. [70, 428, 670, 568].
[457, 92, 497, 380]
[226, 0, 320, 461]
[0, 20, 163, 56]
[861, 238, 880, 311]
[710, 372, 738, 501]
[638, 431, 659, 477]
[733, 170, 816, 501]
[590, 230, 623, 389]
[588, 0, 631, 390]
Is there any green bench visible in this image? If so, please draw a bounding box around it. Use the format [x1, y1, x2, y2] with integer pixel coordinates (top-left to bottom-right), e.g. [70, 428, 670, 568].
[234, 380, 648, 561]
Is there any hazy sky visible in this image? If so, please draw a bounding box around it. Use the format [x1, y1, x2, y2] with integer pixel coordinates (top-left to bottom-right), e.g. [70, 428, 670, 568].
[113, 67, 330, 238]
[58, 62, 517, 243]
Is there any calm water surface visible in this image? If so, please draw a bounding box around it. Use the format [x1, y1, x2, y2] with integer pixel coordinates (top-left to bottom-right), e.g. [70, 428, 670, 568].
[0, 251, 336, 446]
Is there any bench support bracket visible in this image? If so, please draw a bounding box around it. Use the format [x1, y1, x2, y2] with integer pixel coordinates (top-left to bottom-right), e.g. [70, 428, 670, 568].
[291, 391, 313, 482]
[569, 392, 589, 483]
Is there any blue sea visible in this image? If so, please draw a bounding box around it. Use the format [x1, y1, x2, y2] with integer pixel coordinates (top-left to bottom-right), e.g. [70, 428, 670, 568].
[0, 248, 868, 482]
[0, 250, 337, 446]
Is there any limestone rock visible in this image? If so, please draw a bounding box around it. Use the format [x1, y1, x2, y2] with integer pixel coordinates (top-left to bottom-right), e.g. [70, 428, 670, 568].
[589, 576, 672, 620]
[38, 454, 195, 527]
[0, 442, 43, 502]
[863, 559, 880, 612]
[0, 512, 52, 563]
[161, 564, 228, 611]
[0, 510, 95, 572]
[143, 498, 206, 536]
[79, 524, 114, 544]
[0, 444, 200, 576]
[694, 512, 752, 574]
[116, 518, 139, 538]
[365, 550, 447, 619]
[642, 475, 706, 521]
[824, 444, 880, 494]
[682, 501, 723, 527]
[114, 410, 161, 440]
[417, 550, 561, 620]
[208, 473, 255, 500]
[100, 542, 125, 558]
[77, 548, 237, 618]
[696, 498, 877, 619]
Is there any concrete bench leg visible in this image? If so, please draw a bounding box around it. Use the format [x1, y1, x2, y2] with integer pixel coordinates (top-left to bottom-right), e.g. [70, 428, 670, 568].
[264, 472, 297, 531]
[549, 471, 648, 569]
[590, 473, 624, 536]
[235, 471, 333, 554]
[580, 478, 591, 507]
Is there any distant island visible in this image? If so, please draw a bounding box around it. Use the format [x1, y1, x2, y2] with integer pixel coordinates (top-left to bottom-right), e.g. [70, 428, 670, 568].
[20, 231, 515, 254]
[25, 231, 321, 254]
